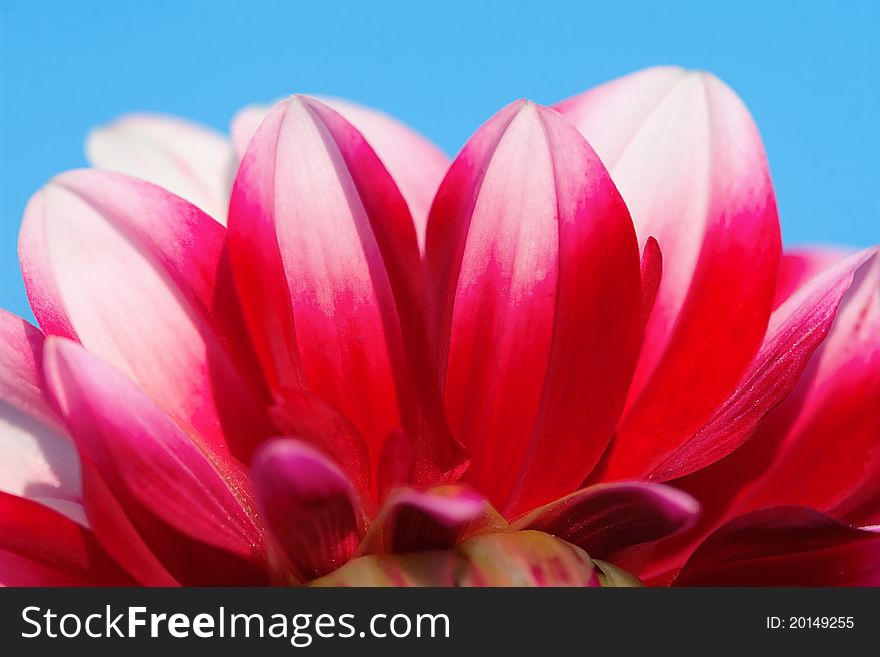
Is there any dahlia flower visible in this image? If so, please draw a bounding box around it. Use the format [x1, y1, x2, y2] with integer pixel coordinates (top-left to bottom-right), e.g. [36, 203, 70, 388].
[1, 66, 877, 586]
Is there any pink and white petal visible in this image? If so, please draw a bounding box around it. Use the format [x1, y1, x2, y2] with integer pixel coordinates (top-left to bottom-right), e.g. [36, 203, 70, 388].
[20, 169, 272, 459]
[229, 96, 464, 482]
[426, 100, 641, 515]
[649, 247, 878, 480]
[229, 97, 403, 460]
[0, 310, 82, 522]
[558, 67, 781, 480]
[231, 99, 449, 247]
[0, 491, 132, 586]
[253, 438, 365, 583]
[673, 507, 880, 586]
[773, 246, 849, 309]
[44, 338, 264, 565]
[363, 486, 487, 554]
[312, 530, 601, 587]
[86, 113, 235, 224]
[513, 482, 698, 560]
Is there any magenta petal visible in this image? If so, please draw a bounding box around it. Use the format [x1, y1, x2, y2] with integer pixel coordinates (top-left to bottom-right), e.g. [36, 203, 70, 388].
[43, 338, 264, 564]
[366, 486, 487, 554]
[0, 491, 131, 586]
[0, 550, 96, 586]
[513, 482, 699, 560]
[376, 429, 415, 501]
[253, 438, 366, 582]
[649, 247, 878, 480]
[77, 457, 179, 586]
[426, 100, 641, 515]
[673, 507, 880, 586]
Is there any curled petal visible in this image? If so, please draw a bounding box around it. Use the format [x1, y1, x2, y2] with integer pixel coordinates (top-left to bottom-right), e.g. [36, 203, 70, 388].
[0, 311, 82, 522]
[646, 248, 880, 581]
[363, 486, 487, 554]
[312, 531, 600, 587]
[558, 67, 781, 480]
[19, 169, 272, 459]
[650, 247, 878, 479]
[426, 100, 641, 515]
[86, 113, 235, 223]
[639, 236, 663, 335]
[230, 98, 449, 247]
[270, 392, 371, 498]
[673, 507, 880, 586]
[726, 251, 880, 521]
[253, 438, 365, 583]
[44, 338, 265, 574]
[229, 95, 464, 483]
[513, 482, 699, 560]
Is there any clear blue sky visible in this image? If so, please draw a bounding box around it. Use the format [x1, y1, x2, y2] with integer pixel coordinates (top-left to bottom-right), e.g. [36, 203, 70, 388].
[1, 0, 877, 320]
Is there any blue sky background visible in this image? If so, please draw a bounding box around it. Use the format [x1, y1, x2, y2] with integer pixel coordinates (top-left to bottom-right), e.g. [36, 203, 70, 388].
[1, 0, 877, 320]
